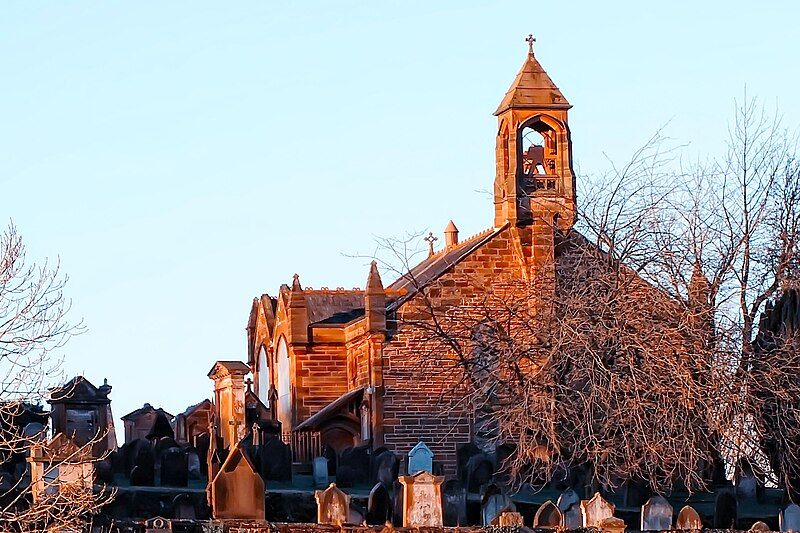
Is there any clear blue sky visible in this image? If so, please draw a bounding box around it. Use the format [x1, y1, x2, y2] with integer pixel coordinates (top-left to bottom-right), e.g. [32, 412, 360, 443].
[2, 2, 798, 430]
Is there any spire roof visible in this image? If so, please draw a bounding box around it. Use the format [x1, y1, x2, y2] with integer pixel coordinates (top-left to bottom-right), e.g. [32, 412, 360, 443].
[494, 51, 570, 115]
[366, 260, 384, 294]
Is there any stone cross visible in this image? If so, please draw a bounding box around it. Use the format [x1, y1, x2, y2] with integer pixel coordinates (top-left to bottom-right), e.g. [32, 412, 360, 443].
[398, 471, 444, 527]
[424, 232, 438, 257]
[315, 482, 350, 525]
[526, 34, 536, 55]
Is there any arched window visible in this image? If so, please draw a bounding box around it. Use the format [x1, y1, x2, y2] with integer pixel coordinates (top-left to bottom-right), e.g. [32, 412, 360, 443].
[276, 337, 292, 429]
[517, 117, 558, 190]
[257, 345, 270, 403]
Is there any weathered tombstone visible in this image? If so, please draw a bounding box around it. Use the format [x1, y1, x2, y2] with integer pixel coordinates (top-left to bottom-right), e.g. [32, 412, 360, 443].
[714, 492, 737, 529]
[781, 503, 800, 532]
[210, 444, 265, 520]
[499, 511, 524, 526]
[641, 495, 673, 531]
[600, 516, 627, 533]
[367, 482, 392, 525]
[456, 442, 481, 483]
[313, 457, 329, 489]
[398, 470, 444, 527]
[144, 516, 171, 533]
[465, 453, 494, 493]
[373, 449, 399, 487]
[483, 492, 514, 526]
[534, 500, 562, 528]
[172, 494, 196, 519]
[337, 444, 370, 487]
[442, 479, 467, 526]
[161, 448, 188, 487]
[258, 435, 291, 481]
[315, 482, 351, 525]
[751, 521, 771, 532]
[563, 503, 583, 530]
[407, 441, 434, 474]
[130, 446, 155, 487]
[581, 492, 615, 528]
[558, 488, 580, 512]
[187, 450, 201, 480]
[676, 505, 703, 529]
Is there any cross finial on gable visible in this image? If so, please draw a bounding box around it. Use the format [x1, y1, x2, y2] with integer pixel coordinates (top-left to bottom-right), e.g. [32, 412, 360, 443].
[526, 34, 536, 55]
[424, 232, 438, 257]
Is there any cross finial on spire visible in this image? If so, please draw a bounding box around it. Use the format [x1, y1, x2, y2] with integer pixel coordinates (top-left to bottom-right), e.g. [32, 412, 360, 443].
[525, 34, 536, 55]
[424, 232, 438, 257]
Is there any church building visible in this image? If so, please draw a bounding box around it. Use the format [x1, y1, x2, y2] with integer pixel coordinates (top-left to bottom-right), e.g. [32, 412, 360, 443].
[246, 40, 576, 475]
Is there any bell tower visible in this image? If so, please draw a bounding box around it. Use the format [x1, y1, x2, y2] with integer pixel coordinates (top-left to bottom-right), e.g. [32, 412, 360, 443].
[493, 35, 575, 231]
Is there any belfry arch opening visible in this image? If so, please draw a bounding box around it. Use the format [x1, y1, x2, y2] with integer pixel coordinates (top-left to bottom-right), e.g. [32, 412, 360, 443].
[517, 117, 558, 191]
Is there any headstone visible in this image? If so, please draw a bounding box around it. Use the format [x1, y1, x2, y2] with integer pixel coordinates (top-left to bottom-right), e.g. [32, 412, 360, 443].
[407, 441, 434, 474]
[676, 505, 703, 530]
[145, 515, 173, 532]
[130, 445, 155, 487]
[398, 470, 444, 527]
[483, 493, 514, 526]
[557, 488, 580, 512]
[258, 435, 291, 481]
[187, 451, 201, 480]
[313, 457, 329, 489]
[442, 479, 467, 526]
[600, 516, 627, 533]
[337, 444, 370, 487]
[641, 495, 673, 531]
[715, 492, 737, 528]
[373, 449, 399, 487]
[751, 521, 771, 532]
[581, 492, 615, 528]
[499, 511, 524, 526]
[315, 482, 351, 525]
[781, 503, 800, 532]
[367, 482, 392, 525]
[210, 445, 265, 520]
[465, 453, 494, 493]
[144, 516, 172, 533]
[562, 503, 582, 530]
[456, 442, 481, 483]
[161, 448, 188, 487]
[172, 494, 196, 520]
[534, 500, 562, 528]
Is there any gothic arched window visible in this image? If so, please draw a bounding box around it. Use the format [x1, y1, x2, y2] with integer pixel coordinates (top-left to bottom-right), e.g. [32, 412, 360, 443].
[276, 336, 292, 429]
[257, 345, 270, 403]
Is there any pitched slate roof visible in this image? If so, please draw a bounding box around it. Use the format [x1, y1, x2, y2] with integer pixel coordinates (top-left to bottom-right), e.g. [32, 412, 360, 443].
[495, 52, 570, 115]
[387, 224, 509, 309]
[120, 403, 174, 422]
[305, 291, 366, 325]
[294, 386, 365, 432]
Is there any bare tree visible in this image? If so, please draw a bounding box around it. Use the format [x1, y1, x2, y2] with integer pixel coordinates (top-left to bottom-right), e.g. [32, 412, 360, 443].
[0, 222, 111, 531]
[376, 99, 799, 495]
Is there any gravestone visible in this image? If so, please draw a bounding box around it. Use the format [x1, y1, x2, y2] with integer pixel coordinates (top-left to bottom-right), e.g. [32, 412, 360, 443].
[131, 446, 155, 486]
[562, 503, 582, 530]
[456, 442, 481, 483]
[715, 492, 737, 528]
[407, 441, 433, 474]
[144, 516, 171, 533]
[442, 479, 467, 526]
[534, 500, 562, 528]
[558, 488, 580, 511]
[676, 505, 703, 529]
[483, 493, 514, 526]
[465, 453, 494, 493]
[337, 444, 370, 487]
[187, 451, 201, 480]
[210, 445, 265, 520]
[367, 482, 392, 525]
[781, 503, 800, 532]
[161, 448, 188, 487]
[315, 482, 351, 525]
[600, 516, 627, 533]
[373, 449, 399, 487]
[313, 457, 329, 489]
[258, 435, 291, 481]
[751, 521, 770, 532]
[172, 494, 196, 519]
[398, 470, 444, 527]
[498, 511, 524, 526]
[641, 495, 673, 531]
[581, 492, 615, 528]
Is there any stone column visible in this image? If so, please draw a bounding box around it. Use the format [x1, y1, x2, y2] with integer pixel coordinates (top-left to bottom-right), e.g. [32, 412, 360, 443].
[208, 361, 250, 449]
